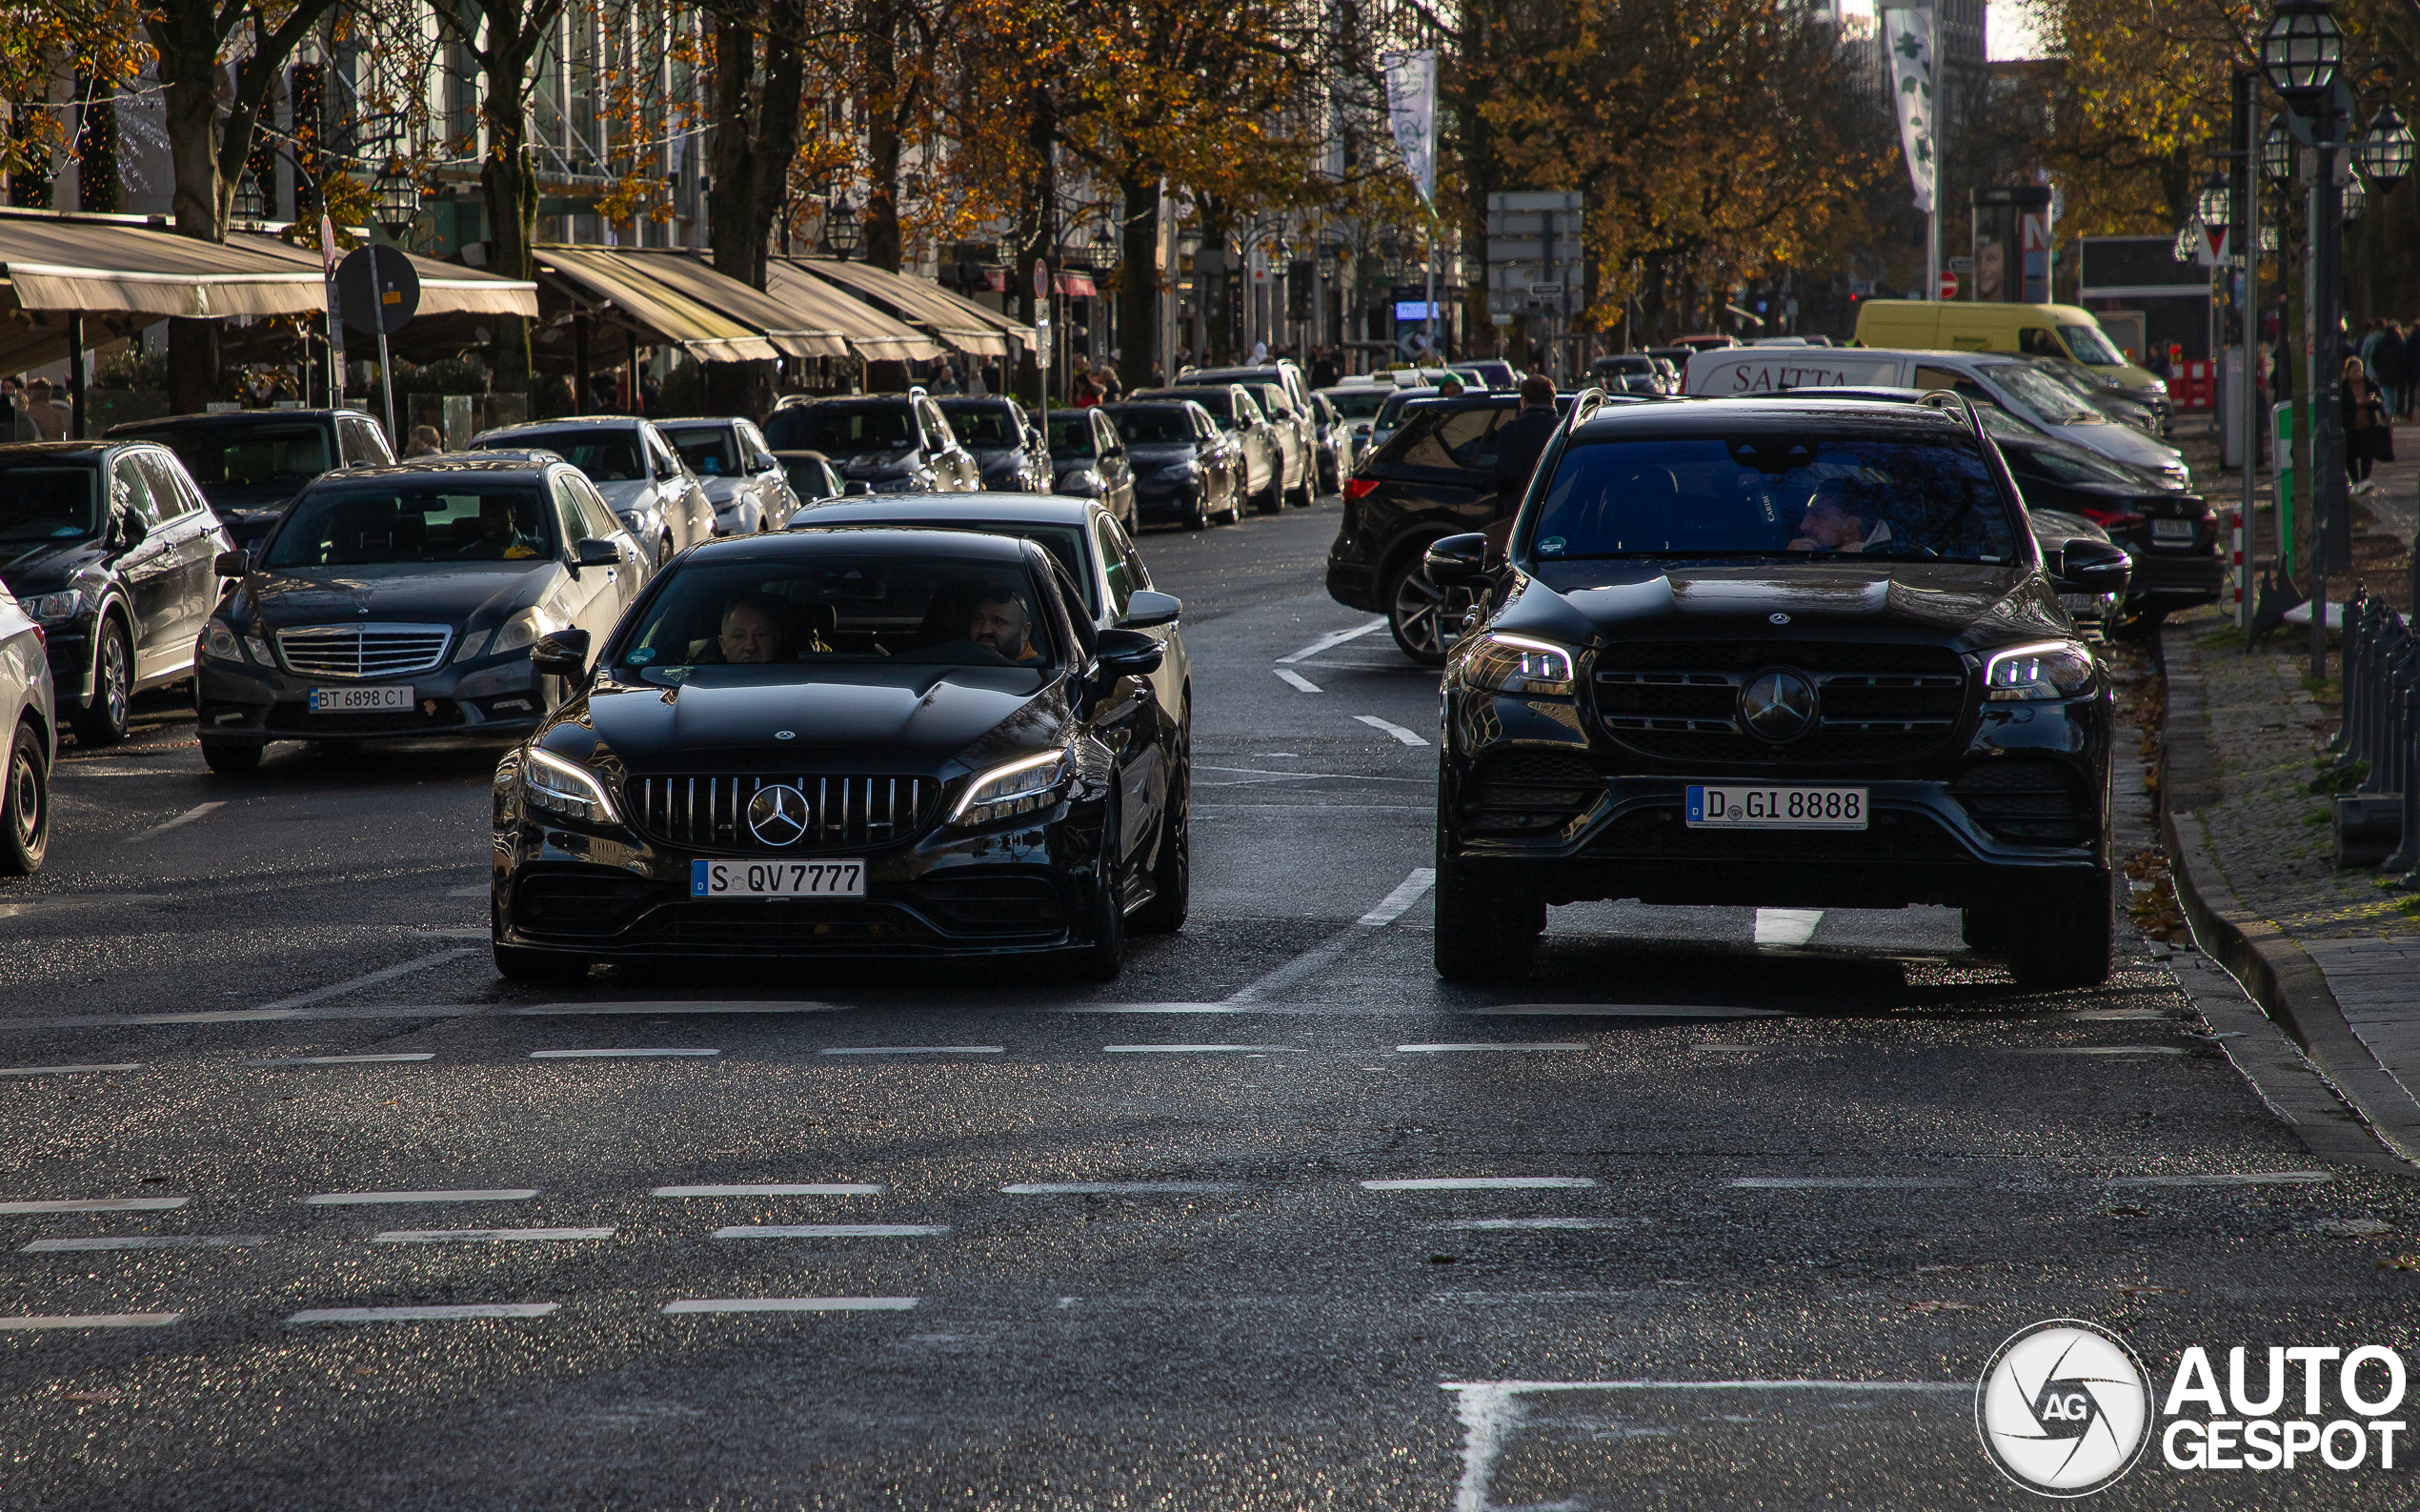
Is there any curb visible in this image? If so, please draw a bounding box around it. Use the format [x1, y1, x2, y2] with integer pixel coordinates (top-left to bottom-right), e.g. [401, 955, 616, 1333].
[2156, 621, 2420, 1172]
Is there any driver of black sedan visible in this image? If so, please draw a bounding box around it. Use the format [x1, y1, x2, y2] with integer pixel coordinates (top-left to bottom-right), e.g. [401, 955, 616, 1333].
[969, 593, 1040, 663]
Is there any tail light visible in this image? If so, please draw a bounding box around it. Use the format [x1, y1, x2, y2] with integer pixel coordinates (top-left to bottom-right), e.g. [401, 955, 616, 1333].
[2075, 502, 2146, 531]
[1342, 476, 1382, 501]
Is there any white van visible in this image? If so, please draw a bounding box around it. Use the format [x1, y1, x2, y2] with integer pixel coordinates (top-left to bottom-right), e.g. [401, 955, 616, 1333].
[1684, 348, 2189, 490]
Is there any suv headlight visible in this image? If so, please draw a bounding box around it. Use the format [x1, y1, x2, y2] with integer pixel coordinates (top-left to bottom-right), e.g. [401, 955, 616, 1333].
[494, 606, 562, 656]
[23, 591, 83, 623]
[1984, 640, 2096, 701]
[522, 747, 619, 824]
[949, 750, 1068, 825]
[1465, 633, 1575, 696]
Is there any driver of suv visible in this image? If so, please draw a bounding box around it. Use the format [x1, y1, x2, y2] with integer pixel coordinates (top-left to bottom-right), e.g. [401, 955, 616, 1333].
[1789, 480, 1894, 554]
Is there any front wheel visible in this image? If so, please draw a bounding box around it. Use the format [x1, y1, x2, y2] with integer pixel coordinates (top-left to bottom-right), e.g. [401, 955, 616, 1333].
[72, 617, 131, 746]
[1433, 857, 1543, 981]
[1386, 554, 1473, 667]
[1131, 728, 1191, 935]
[0, 716, 49, 876]
[1069, 837, 1128, 981]
[1183, 493, 1210, 531]
[2009, 874, 2114, 989]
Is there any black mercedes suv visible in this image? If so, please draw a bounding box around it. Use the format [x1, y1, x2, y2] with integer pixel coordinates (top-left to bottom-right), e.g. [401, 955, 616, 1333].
[1427, 393, 2128, 989]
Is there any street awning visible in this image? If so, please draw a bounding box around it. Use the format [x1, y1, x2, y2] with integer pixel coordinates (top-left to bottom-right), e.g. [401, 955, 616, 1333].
[534, 245, 782, 362]
[229, 232, 538, 320]
[1055, 272, 1098, 298]
[602, 250, 849, 358]
[761, 259, 944, 363]
[789, 257, 1020, 357]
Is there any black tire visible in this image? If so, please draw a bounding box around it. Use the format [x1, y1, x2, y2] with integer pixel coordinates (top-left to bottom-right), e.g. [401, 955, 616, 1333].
[71, 616, 131, 747]
[1961, 906, 2014, 955]
[200, 740, 263, 776]
[1, 716, 48, 876]
[1252, 469, 1282, 514]
[1183, 492, 1210, 531]
[1069, 800, 1128, 980]
[1131, 723, 1191, 935]
[1433, 856, 1543, 982]
[1287, 474, 1313, 507]
[2009, 874, 2114, 989]
[494, 943, 595, 983]
[1386, 553, 1473, 667]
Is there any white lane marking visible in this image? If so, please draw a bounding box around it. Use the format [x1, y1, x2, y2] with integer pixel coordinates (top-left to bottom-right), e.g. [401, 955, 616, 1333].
[0, 1313, 183, 1330]
[506, 1001, 848, 1017]
[661, 1297, 918, 1314]
[999, 1181, 1240, 1195]
[1102, 1044, 1302, 1054]
[127, 801, 225, 842]
[0, 1198, 188, 1214]
[257, 949, 477, 1014]
[1463, 1004, 1785, 1018]
[1752, 908, 1825, 947]
[246, 1054, 435, 1066]
[1363, 1178, 1599, 1191]
[446, 885, 488, 897]
[1397, 1043, 1583, 1054]
[2107, 1172, 2332, 1187]
[714, 1224, 951, 1239]
[299, 1190, 537, 1205]
[651, 1183, 885, 1197]
[1359, 868, 1436, 926]
[290, 1303, 557, 1323]
[1428, 1218, 1630, 1231]
[22, 1236, 262, 1252]
[1227, 868, 1440, 1005]
[1195, 764, 1428, 785]
[373, 1228, 615, 1243]
[0, 1062, 142, 1077]
[410, 928, 490, 939]
[1355, 714, 1430, 747]
[1274, 668, 1323, 694]
[2017, 1046, 2188, 1056]
[528, 1048, 718, 1059]
[818, 1046, 1004, 1056]
[1278, 618, 1386, 663]
[1727, 1177, 1966, 1189]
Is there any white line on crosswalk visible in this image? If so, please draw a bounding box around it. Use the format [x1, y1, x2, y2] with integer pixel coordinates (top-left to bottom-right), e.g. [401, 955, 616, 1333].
[1275, 668, 1322, 693]
[1359, 868, 1436, 925]
[1278, 619, 1385, 663]
[128, 801, 224, 843]
[1355, 714, 1429, 746]
[1752, 908, 1825, 946]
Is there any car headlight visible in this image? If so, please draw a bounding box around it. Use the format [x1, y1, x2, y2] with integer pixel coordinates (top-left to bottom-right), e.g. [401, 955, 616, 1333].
[949, 749, 1069, 825]
[202, 617, 244, 662]
[23, 591, 83, 622]
[1161, 460, 1202, 480]
[1984, 640, 2097, 701]
[1464, 633, 1575, 696]
[522, 747, 620, 825]
[494, 607, 562, 656]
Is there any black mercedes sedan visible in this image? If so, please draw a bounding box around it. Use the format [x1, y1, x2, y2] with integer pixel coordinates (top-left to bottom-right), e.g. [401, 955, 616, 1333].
[196, 454, 649, 774]
[1426, 393, 2128, 990]
[1099, 400, 1240, 529]
[488, 528, 1183, 981]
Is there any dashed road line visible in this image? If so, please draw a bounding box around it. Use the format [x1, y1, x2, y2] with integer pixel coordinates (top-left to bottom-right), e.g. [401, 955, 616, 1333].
[1274, 668, 1323, 693]
[1396, 1042, 1583, 1054]
[1428, 1218, 1629, 1231]
[1466, 1003, 1784, 1018]
[529, 1048, 719, 1059]
[300, 1190, 537, 1205]
[257, 949, 478, 1014]
[661, 1297, 917, 1315]
[127, 801, 225, 843]
[818, 1046, 1004, 1056]
[22, 1236, 263, 1252]
[1355, 714, 1430, 747]
[2017, 1046, 2188, 1057]
[1752, 908, 1825, 947]
[290, 1303, 557, 1324]
[1364, 1178, 1599, 1192]
[1358, 868, 1436, 925]
[0, 1312, 184, 1330]
[373, 1228, 615, 1243]
[1278, 619, 1385, 663]
[1102, 1044, 1302, 1054]
[714, 1224, 951, 1239]
[1727, 1177, 1966, 1189]
[999, 1181, 1240, 1195]
[0, 1198, 189, 1215]
[0, 1062, 142, 1077]
[651, 1183, 885, 1197]
[246, 1054, 435, 1066]
[2107, 1172, 2331, 1186]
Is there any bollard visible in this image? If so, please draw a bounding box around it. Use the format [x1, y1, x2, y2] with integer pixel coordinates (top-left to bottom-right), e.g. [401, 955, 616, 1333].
[2389, 686, 2420, 875]
[2341, 593, 2371, 765]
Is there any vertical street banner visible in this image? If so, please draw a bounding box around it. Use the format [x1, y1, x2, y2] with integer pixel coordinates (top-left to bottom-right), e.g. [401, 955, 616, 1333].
[1880, 10, 1937, 214]
[1381, 50, 1437, 206]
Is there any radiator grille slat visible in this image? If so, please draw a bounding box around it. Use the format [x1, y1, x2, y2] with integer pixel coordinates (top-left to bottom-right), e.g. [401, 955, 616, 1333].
[275, 623, 454, 678]
[628, 775, 932, 852]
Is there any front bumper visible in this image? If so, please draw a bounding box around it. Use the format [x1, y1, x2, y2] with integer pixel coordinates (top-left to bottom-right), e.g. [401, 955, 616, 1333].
[1135, 474, 1207, 518]
[196, 645, 547, 748]
[2127, 548, 2224, 608]
[38, 616, 94, 708]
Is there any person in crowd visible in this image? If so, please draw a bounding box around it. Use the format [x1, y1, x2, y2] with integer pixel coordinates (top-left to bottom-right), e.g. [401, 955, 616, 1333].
[639, 371, 662, 417]
[0, 377, 30, 441]
[1309, 348, 1339, 390]
[21, 377, 66, 440]
[2374, 321, 2409, 421]
[1436, 374, 1466, 398]
[2345, 354, 2388, 494]
[1097, 362, 1122, 402]
[933, 362, 961, 394]
[405, 424, 443, 457]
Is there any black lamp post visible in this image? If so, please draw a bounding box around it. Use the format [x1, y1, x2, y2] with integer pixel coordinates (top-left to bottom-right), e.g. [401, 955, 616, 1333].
[373, 156, 420, 246]
[2355, 102, 2415, 185]
[822, 197, 861, 261]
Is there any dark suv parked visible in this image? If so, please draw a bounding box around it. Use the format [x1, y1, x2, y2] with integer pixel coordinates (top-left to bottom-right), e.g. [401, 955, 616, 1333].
[1425, 393, 2127, 990]
[107, 408, 393, 553]
[762, 390, 978, 494]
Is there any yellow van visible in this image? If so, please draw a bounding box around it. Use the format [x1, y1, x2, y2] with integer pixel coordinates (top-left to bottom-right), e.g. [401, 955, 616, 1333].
[1852, 300, 2164, 409]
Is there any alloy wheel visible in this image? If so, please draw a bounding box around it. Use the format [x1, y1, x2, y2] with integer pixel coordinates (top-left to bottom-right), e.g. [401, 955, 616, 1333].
[1388, 564, 1473, 665]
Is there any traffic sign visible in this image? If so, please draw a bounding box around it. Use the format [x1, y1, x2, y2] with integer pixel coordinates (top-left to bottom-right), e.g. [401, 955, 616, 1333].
[1938, 270, 1959, 300]
[1033, 258, 1049, 301]
[337, 245, 419, 335]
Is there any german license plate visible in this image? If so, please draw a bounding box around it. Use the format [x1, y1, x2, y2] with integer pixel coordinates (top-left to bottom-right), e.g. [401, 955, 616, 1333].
[308, 685, 412, 713]
[2151, 518, 2196, 542]
[1686, 785, 1867, 830]
[692, 858, 866, 898]
[2059, 593, 2104, 614]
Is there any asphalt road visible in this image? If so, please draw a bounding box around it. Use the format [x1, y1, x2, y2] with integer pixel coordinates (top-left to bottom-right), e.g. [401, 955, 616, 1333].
[3, 495, 2417, 1509]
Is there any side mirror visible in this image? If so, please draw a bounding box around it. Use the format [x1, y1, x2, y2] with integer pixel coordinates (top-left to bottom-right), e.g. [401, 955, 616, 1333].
[574, 537, 621, 570]
[111, 511, 149, 554]
[1422, 533, 1492, 588]
[530, 627, 592, 680]
[1119, 589, 1181, 630]
[2055, 536, 2132, 595]
[1091, 627, 1164, 683]
[213, 548, 251, 578]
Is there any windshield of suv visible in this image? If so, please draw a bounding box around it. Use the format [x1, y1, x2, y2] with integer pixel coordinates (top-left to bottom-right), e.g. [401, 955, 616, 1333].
[482, 430, 644, 481]
[764, 404, 919, 455]
[267, 482, 556, 568]
[1319, 388, 1388, 420]
[2060, 324, 2126, 367]
[614, 553, 1058, 682]
[938, 403, 1020, 447]
[138, 423, 331, 493]
[0, 463, 101, 543]
[1101, 406, 1194, 444]
[657, 424, 740, 477]
[1529, 433, 2019, 563]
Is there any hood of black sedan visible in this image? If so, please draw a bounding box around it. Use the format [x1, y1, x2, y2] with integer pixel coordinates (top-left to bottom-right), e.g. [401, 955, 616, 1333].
[246, 561, 557, 629]
[574, 663, 1060, 773]
[1513, 559, 2065, 651]
[1126, 443, 1196, 464]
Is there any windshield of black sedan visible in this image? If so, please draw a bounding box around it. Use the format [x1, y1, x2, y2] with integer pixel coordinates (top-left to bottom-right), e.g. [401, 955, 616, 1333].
[1044, 415, 1097, 457]
[615, 554, 1059, 682]
[764, 405, 918, 455]
[0, 464, 101, 543]
[1100, 406, 1194, 444]
[938, 403, 1019, 446]
[266, 483, 556, 567]
[1530, 434, 2019, 563]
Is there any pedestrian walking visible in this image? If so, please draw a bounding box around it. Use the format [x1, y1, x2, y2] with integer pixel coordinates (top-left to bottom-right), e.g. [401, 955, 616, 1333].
[2379, 322, 2411, 420]
[2345, 355, 2389, 493]
[1487, 375, 1560, 550]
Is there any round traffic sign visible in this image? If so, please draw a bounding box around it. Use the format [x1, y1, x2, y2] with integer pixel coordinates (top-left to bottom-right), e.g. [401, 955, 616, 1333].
[1938, 270, 1959, 300]
[336, 245, 420, 335]
[1033, 258, 1050, 301]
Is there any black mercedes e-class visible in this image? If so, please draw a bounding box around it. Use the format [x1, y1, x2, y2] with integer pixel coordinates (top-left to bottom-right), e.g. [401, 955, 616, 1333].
[1426, 393, 2128, 989]
[489, 528, 1186, 981]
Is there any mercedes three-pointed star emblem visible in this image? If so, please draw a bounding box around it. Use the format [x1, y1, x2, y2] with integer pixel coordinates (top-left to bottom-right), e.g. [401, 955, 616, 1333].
[1739, 668, 1818, 743]
[747, 783, 811, 847]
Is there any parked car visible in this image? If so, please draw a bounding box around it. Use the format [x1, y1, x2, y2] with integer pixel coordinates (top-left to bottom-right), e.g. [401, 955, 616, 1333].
[1044, 408, 1138, 529]
[468, 415, 715, 566]
[488, 528, 1184, 980]
[1364, 386, 1443, 455]
[1461, 360, 1522, 390]
[0, 439, 233, 745]
[1173, 366, 1315, 506]
[195, 454, 651, 774]
[0, 581, 55, 875]
[106, 407, 395, 554]
[1099, 400, 1241, 529]
[1588, 354, 1665, 397]
[655, 416, 797, 534]
[1127, 386, 1282, 513]
[1646, 348, 1694, 391]
[774, 451, 844, 508]
[2019, 355, 2163, 434]
[2029, 508, 2129, 641]
[938, 396, 1052, 493]
[1316, 384, 1390, 459]
[1306, 392, 1356, 493]
[760, 390, 979, 494]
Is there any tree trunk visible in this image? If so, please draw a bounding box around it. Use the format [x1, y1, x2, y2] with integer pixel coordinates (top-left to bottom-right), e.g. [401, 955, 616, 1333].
[706, 0, 806, 292]
[863, 5, 902, 273]
[480, 55, 539, 408]
[1117, 171, 1158, 391]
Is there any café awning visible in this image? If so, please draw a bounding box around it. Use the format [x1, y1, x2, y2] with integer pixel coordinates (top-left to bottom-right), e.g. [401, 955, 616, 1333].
[788, 257, 1031, 357]
[760, 259, 944, 363]
[230, 232, 538, 320]
[534, 245, 782, 362]
[602, 249, 849, 358]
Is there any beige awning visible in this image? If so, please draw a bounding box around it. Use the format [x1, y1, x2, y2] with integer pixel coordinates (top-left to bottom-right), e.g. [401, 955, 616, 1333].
[229, 232, 538, 319]
[535, 245, 781, 362]
[0, 212, 327, 321]
[610, 251, 849, 358]
[761, 259, 944, 362]
[787, 257, 1029, 357]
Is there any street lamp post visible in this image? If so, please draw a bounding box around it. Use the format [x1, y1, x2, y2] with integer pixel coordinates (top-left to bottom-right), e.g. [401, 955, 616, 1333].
[373, 157, 420, 246]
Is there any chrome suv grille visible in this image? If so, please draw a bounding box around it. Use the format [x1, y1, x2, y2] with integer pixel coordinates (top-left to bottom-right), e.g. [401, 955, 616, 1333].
[275, 623, 454, 678]
[628, 775, 934, 853]
[1594, 642, 1966, 765]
